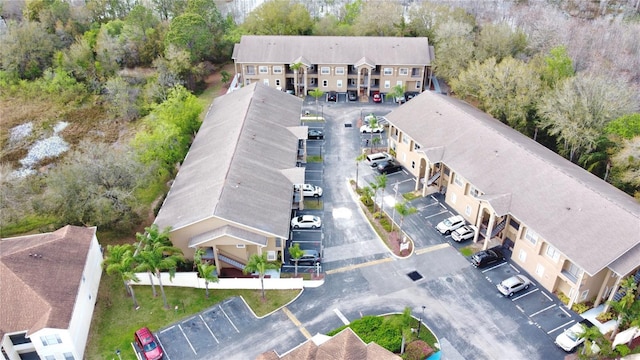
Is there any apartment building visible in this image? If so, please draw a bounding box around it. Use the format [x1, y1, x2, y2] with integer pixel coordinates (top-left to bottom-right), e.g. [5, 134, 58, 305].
[232, 35, 434, 98]
[385, 91, 640, 309]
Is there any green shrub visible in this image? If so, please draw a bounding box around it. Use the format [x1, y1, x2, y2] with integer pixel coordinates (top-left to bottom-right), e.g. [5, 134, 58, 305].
[379, 217, 392, 232]
[557, 291, 570, 305]
[571, 302, 590, 314]
[596, 311, 615, 323]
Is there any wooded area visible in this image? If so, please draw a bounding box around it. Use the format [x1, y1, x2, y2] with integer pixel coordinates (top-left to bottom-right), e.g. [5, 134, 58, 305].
[1, 0, 639, 236]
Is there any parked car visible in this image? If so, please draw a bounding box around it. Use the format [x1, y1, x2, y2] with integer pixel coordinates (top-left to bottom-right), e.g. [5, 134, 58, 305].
[294, 184, 323, 197]
[435, 215, 465, 235]
[308, 129, 324, 140]
[347, 90, 358, 101]
[327, 91, 337, 102]
[366, 152, 392, 167]
[291, 249, 321, 265]
[496, 274, 532, 296]
[405, 92, 419, 101]
[394, 95, 406, 104]
[376, 160, 403, 174]
[372, 91, 382, 103]
[360, 124, 384, 133]
[291, 215, 322, 229]
[134, 327, 163, 360]
[555, 320, 594, 352]
[470, 246, 505, 268]
[451, 225, 477, 242]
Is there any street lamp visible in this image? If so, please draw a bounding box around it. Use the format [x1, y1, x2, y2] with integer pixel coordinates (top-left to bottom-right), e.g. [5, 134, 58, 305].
[417, 306, 426, 338]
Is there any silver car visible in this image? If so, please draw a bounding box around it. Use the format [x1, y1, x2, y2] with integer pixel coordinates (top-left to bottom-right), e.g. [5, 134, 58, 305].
[496, 275, 532, 296]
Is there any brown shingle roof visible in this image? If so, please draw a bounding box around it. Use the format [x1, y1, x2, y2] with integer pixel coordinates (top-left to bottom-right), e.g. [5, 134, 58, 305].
[258, 328, 401, 360]
[0, 226, 97, 337]
[388, 91, 640, 276]
[233, 36, 431, 66]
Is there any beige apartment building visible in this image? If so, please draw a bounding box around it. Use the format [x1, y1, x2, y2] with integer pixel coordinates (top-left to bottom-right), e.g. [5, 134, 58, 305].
[154, 83, 307, 274]
[232, 35, 434, 98]
[385, 91, 640, 309]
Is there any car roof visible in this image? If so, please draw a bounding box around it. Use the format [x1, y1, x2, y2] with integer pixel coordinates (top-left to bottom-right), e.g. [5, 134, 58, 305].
[501, 275, 524, 287]
[302, 250, 318, 256]
[135, 327, 154, 343]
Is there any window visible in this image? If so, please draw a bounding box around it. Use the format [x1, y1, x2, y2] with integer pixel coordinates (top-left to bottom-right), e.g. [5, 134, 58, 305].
[566, 262, 582, 279]
[321, 67, 330, 75]
[263, 79, 269, 86]
[397, 81, 403, 87]
[259, 66, 268, 74]
[509, 218, 520, 230]
[451, 193, 457, 204]
[416, 81, 421, 89]
[525, 228, 538, 245]
[322, 80, 328, 87]
[273, 66, 282, 74]
[545, 244, 560, 262]
[236, 244, 245, 249]
[64, 353, 75, 360]
[337, 80, 343, 88]
[411, 68, 421, 76]
[402, 136, 409, 144]
[275, 79, 280, 86]
[384, 80, 390, 88]
[399, 68, 408, 75]
[468, 186, 480, 198]
[246, 66, 255, 75]
[535, 263, 545, 277]
[45, 356, 55, 360]
[335, 67, 345, 75]
[41, 334, 62, 346]
[383, 67, 393, 75]
[518, 249, 527, 262]
[465, 205, 472, 216]
[267, 251, 276, 261]
[453, 174, 464, 187]
[580, 290, 589, 301]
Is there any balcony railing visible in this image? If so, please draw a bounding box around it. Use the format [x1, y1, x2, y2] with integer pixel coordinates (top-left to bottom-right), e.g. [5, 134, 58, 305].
[561, 269, 579, 284]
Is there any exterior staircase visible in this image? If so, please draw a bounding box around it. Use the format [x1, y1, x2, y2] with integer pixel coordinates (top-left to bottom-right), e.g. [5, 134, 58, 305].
[218, 253, 246, 271]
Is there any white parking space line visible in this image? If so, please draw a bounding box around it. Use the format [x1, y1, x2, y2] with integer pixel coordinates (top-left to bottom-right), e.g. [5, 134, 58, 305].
[511, 287, 539, 301]
[439, 203, 448, 210]
[199, 314, 219, 344]
[509, 264, 521, 273]
[178, 324, 197, 355]
[481, 262, 508, 273]
[416, 202, 440, 210]
[424, 210, 449, 219]
[548, 320, 575, 335]
[219, 305, 240, 333]
[160, 325, 175, 334]
[559, 306, 572, 317]
[333, 308, 350, 325]
[154, 338, 169, 360]
[542, 291, 553, 301]
[529, 303, 556, 317]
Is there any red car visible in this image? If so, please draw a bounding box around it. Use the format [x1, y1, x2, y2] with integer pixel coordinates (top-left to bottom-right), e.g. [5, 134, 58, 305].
[372, 91, 382, 103]
[134, 327, 163, 360]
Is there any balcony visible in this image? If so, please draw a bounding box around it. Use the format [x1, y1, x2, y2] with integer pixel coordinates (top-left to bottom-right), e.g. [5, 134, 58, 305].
[560, 269, 579, 284]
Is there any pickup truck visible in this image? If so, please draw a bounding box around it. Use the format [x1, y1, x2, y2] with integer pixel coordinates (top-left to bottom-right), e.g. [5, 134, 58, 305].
[294, 184, 323, 198]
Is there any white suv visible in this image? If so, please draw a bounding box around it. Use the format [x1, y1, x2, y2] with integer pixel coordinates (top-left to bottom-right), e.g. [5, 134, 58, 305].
[435, 215, 465, 235]
[366, 152, 392, 167]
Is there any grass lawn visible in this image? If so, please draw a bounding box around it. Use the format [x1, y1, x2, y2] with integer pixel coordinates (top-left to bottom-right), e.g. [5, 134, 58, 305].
[86, 274, 300, 360]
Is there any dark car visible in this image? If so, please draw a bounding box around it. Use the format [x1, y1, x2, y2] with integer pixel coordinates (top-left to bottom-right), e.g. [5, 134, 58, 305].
[308, 129, 324, 140]
[327, 91, 337, 102]
[376, 160, 403, 174]
[470, 246, 505, 268]
[372, 91, 382, 103]
[405, 92, 419, 101]
[347, 90, 358, 101]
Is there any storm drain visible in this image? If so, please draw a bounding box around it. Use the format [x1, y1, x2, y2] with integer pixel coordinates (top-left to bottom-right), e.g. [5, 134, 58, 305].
[344, 123, 352, 127]
[407, 271, 423, 281]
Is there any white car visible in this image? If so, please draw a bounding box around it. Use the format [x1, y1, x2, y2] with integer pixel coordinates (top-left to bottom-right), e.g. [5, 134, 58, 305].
[366, 152, 392, 167]
[291, 215, 322, 229]
[555, 320, 594, 352]
[435, 215, 465, 235]
[496, 275, 532, 296]
[360, 124, 384, 133]
[294, 184, 323, 197]
[451, 225, 477, 242]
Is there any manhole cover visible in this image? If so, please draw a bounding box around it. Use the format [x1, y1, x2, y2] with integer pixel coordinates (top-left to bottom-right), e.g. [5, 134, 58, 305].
[407, 271, 423, 281]
[344, 123, 352, 127]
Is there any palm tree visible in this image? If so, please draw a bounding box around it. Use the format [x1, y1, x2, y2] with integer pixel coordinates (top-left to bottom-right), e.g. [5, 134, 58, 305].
[288, 243, 305, 277]
[135, 224, 173, 297]
[387, 84, 406, 105]
[290, 62, 303, 96]
[309, 88, 324, 119]
[368, 115, 379, 151]
[355, 152, 367, 191]
[136, 242, 185, 309]
[243, 253, 279, 300]
[103, 244, 140, 309]
[394, 200, 417, 235]
[608, 276, 638, 340]
[374, 174, 388, 214]
[360, 185, 375, 207]
[372, 136, 382, 151]
[194, 249, 219, 298]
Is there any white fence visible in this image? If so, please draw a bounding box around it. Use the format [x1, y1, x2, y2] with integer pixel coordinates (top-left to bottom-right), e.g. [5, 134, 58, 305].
[131, 272, 304, 290]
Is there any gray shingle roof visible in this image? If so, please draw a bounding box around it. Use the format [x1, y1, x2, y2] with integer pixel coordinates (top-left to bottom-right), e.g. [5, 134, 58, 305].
[154, 83, 304, 239]
[388, 92, 640, 276]
[233, 36, 431, 66]
[0, 226, 97, 337]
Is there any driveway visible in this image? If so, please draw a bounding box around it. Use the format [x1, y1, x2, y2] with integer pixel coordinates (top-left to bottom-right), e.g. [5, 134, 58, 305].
[155, 97, 570, 360]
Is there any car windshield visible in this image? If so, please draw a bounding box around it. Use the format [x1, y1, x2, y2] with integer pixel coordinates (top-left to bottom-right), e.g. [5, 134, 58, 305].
[143, 341, 157, 352]
[443, 219, 452, 226]
[566, 329, 579, 342]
